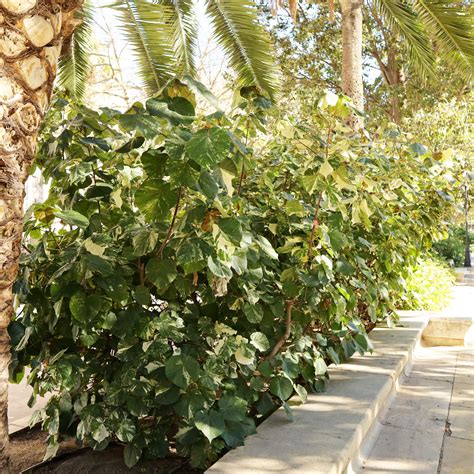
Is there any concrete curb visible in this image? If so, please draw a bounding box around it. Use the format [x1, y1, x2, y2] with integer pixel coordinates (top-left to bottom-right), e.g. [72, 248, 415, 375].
[207, 312, 430, 474]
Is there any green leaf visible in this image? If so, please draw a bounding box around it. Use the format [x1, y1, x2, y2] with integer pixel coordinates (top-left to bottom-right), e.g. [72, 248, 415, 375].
[165, 0, 198, 76]
[301, 174, 319, 194]
[269, 376, 293, 401]
[376, 0, 435, 78]
[194, 409, 225, 442]
[411, 0, 474, 79]
[218, 395, 247, 421]
[133, 286, 151, 306]
[165, 355, 199, 389]
[91, 423, 109, 443]
[155, 383, 181, 405]
[132, 228, 158, 256]
[243, 303, 263, 323]
[111, 0, 176, 94]
[295, 384, 307, 403]
[282, 401, 294, 421]
[177, 239, 209, 274]
[217, 218, 242, 245]
[146, 259, 178, 291]
[221, 418, 256, 448]
[119, 112, 162, 138]
[314, 357, 328, 375]
[123, 444, 142, 469]
[146, 97, 195, 124]
[141, 150, 168, 176]
[82, 254, 114, 276]
[319, 160, 333, 178]
[335, 259, 355, 276]
[80, 137, 110, 151]
[198, 171, 220, 199]
[184, 75, 222, 111]
[208, 256, 233, 278]
[205, 0, 280, 99]
[100, 311, 117, 330]
[58, 1, 94, 100]
[185, 127, 230, 167]
[256, 235, 278, 259]
[116, 136, 145, 153]
[409, 143, 428, 156]
[8, 321, 25, 347]
[69, 292, 102, 323]
[135, 179, 178, 222]
[55, 210, 89, 229]
[117, 419, 136, 443]
[250, 332, 270, 352]
[285, 200, 305, 217]
[234, 345, 255, 365]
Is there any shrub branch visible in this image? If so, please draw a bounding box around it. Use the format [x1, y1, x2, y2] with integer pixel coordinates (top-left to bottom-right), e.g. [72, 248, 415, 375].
[267, 300, 294, 359]
[157, 187, 183, 258]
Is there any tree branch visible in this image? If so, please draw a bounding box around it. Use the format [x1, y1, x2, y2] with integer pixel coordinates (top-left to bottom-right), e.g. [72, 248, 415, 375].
[267, 300, 294, 359]
[157, 187, 183, 258]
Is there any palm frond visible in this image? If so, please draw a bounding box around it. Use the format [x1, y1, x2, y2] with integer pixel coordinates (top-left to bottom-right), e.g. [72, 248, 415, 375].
[412, 0, 474, 78]
[376, 0, 435, 78]
[206, 0, 280, 99]
[110, 0, 177, 95]
[58, 0, 94, 101]
[160, 0, 198, 76]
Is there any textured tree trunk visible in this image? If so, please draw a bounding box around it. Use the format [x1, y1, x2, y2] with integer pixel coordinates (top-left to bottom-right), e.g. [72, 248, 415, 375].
[0, 0, 82, 469]
[464, 185, 471, 268]
[340, 0, 364, 130]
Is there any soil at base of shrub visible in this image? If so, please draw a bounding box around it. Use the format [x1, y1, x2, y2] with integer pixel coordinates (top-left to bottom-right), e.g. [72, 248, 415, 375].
[11, 429, 200, 474]
[10, 427, 77, 474]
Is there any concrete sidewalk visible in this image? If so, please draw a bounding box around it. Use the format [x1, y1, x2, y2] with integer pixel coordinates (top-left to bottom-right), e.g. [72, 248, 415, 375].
[9, 371, 47, 434]
[360, 285, 474, 473]
[360, 346, 474, 473]
[443, 285, 474, 318]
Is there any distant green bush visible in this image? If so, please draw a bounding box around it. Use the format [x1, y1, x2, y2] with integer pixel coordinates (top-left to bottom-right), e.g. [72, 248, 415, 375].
[433, 225, 472, 267]
[400, 258, 455, 311]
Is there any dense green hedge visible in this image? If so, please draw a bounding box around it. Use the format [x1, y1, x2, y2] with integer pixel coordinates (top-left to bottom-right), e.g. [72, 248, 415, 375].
[433, 224, 472, 267]
[398, 257, 455, 311]
[11, 89, 455, 468]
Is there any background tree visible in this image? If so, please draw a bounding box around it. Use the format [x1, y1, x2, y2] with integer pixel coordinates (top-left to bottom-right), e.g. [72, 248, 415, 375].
[268, 0, 473, 128]
[266, 0, 473, 127]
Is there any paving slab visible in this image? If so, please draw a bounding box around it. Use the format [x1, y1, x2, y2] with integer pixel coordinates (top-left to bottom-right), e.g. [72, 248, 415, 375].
[360, 346, 465, 474]
[406, 347, 458, 382]
[448, 405, 474, 441]
[450, 380, 474, 409]
[361, 424, 442, 474]
[8, 372, 47, 434]
[381, 376, 451, 433]
[439, 437, 474, 474]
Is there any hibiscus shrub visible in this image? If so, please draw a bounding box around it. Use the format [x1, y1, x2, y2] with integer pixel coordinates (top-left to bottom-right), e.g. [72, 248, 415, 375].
[11, 88, 454, 468]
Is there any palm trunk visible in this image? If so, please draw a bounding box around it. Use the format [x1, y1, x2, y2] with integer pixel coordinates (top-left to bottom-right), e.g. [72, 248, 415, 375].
[464, 185, 471, 268]
[340, 0, 364, 130]
[0, 1, 82, 469]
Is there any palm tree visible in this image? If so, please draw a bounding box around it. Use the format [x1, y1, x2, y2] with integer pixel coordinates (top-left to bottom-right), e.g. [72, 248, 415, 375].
[60, 0, 280, 100]
[1, 3, 85, 469]
[0, 0, 279, 469]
